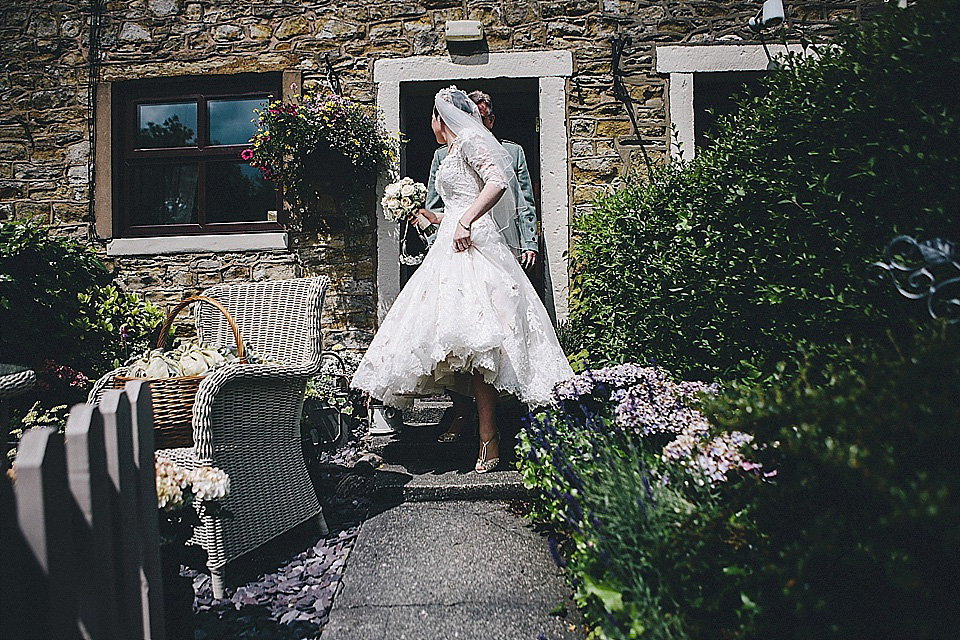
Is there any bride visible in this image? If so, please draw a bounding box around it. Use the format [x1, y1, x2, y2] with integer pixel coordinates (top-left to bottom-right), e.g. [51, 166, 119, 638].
[351, 87, 573, 473]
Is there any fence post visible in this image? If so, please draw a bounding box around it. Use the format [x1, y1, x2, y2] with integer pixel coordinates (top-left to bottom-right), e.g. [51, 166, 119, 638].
[13, 427, 81, 639]
[1, 445, 39, 638]
[65, 402, 121, 639]
[99, 390, 146, 639]
[125, 380, 167, 640]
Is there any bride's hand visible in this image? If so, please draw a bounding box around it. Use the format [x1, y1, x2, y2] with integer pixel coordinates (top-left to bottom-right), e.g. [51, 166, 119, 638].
[453, 220, 471, 252]
[412, 208, 440, 225]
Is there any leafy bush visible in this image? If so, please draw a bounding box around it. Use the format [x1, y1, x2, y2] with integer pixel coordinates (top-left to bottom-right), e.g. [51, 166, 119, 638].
[568, 0, 960, 379]
[519, 365, 765, 639]
[0, 218, 110, 368]
[0, 218, 163, 395]
[705, 322, 960, 639]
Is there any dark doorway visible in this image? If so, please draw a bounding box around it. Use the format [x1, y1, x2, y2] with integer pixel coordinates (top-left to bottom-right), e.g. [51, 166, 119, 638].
[398, 78, 544, 296]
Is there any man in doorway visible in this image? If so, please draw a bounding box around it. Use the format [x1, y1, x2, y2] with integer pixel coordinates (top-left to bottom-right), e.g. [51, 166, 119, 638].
[419, 89, 540, 441]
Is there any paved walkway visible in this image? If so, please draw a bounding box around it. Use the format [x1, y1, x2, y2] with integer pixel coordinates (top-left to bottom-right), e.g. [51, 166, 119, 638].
[322, 401, 584, 640]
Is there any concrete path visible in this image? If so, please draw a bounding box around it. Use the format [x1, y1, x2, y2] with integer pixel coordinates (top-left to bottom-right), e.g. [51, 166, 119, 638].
[322, 399, 584, 640]
[322, 501, 582, 640]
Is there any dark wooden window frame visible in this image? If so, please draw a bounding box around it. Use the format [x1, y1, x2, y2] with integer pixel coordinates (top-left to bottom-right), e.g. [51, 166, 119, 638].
[114, 73, 284, 238]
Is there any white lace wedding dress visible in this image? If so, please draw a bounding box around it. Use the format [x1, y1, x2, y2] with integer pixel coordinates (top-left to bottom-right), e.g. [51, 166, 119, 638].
[351, 130, 573, 408]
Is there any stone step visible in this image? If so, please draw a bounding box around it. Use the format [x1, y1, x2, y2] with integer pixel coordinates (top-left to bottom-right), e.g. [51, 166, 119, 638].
[364, 420, 530, 504]
[397, 395, 452, 426]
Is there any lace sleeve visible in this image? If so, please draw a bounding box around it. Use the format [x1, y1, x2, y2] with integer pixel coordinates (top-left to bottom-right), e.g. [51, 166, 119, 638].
[459, 131, 508, 190]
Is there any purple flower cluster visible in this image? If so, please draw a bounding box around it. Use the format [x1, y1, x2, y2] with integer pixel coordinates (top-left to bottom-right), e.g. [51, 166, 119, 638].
[612, 371, 717, 438]
[551, 362, 765, 486]
[553, 363, 671, 403]
[662, 428, 759, 485]
[36, 359, 89, 392]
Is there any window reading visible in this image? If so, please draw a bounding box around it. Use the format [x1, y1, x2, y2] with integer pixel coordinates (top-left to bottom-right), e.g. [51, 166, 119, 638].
[116, 73, 282, 237]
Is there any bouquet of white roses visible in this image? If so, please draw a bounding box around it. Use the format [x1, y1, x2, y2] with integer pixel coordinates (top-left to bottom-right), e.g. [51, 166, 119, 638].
[381, 177, 436, 234]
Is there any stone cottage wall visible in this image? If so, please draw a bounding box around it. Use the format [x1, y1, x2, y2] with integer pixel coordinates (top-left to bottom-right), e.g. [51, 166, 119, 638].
[0, 0, 882, 351]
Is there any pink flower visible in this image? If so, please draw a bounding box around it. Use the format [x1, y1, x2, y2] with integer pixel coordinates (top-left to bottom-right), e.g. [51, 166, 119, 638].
[240, 148, 254, 161]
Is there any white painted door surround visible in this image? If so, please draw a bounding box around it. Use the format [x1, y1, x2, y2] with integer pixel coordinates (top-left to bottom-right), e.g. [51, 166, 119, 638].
[657, 44, 807, 161]
[373, 51, 573, 324]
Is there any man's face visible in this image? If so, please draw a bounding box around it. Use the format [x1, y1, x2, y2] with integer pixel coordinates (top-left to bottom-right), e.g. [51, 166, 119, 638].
[477, 101, 496, 131]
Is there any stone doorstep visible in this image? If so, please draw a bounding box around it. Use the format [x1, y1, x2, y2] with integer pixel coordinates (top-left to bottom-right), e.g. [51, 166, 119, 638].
[363, 421, 530, 504]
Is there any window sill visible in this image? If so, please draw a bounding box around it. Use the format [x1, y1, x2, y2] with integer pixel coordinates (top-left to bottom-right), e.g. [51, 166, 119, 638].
[106, 232, 289, 256]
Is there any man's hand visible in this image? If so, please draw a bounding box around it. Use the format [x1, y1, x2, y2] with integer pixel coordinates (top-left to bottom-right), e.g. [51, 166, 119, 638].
[519, 250, 538, 270]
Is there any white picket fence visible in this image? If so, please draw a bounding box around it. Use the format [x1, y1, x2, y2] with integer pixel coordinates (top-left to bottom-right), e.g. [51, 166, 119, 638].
[1, 380, 167, 640]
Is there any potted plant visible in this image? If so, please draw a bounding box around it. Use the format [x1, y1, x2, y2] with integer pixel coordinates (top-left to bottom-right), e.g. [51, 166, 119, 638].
[245, 90, 400, 227]
[155, 455, 230, 639]
[301, 348, 363, 467]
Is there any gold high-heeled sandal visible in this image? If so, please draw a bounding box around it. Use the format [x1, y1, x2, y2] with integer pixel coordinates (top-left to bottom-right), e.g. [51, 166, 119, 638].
[475, 433, 500, 474]
[437, 413, 474, 443]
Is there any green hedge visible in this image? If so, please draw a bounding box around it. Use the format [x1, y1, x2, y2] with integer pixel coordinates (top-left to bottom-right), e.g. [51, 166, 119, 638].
[568, 0, 960, 379]
[706, 322, 960, 639]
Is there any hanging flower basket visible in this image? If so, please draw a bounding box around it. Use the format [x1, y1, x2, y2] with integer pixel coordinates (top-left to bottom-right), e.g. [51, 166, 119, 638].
[245, 90, 400, 226]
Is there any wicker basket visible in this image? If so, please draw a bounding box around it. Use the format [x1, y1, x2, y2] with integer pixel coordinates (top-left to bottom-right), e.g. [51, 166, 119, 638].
[114, 296, 246, 449]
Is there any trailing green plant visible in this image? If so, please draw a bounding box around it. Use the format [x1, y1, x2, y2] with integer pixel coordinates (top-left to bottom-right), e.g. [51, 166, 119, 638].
[704, 320, 960, 639]
[567, 0, 960, 380]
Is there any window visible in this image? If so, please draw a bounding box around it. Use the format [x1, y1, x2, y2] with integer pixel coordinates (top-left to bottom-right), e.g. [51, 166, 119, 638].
[694, 71, 766, 149]
[657, 45, 806, 161]
[114, 73, 282, 237]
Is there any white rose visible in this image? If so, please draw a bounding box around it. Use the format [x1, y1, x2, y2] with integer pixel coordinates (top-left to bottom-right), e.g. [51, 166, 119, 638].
[400, 184, 415, 197]
[400, 197, 412, 208]
[384, 183, 401, 197]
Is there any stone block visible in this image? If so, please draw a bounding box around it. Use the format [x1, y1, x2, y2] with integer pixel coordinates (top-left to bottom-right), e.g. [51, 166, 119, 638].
[195, 259, 223, 271]
[185, 3, 203, 20]
[66, 141, 90, 164]
[512, 24, 546, 47]
[119, 22, 151, 42]
[14, 164, 61, 181]
[572, 156, 620, 180]
[213, 25, 243, 41]
[504, 1, 539, 26]
[571, 139, 593, 157]
[252, 262, 297, 281]
[148, 0, 179, 17]
[249, 23, 273, 41]
[570, 118, 595, 136]
[368, 22, 402, 40]
[222, 265, 251, 281]
[197, 270, 223, 287]
[276, 15, 310, 39]
[596, 119, 633, 137]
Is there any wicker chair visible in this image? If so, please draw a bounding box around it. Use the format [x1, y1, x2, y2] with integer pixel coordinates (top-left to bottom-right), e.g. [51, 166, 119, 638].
[90, 276, 331, 598]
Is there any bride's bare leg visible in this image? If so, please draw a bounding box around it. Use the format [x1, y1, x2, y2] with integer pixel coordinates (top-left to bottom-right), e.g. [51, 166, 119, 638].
[473, 372, 499, 464]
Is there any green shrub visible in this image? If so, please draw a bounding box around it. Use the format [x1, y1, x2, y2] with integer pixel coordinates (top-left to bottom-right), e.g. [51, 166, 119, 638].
[0, 218, 164, 393]
[519, 365, 766, 639]
[568, 0, 960, 379]
[0, 218, 110, 368]
[705, 322, 960, 639]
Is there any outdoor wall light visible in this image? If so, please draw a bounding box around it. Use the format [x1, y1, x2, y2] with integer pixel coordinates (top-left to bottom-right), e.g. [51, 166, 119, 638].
[748, 0, 785, 31]
[445, 20, 484, 42]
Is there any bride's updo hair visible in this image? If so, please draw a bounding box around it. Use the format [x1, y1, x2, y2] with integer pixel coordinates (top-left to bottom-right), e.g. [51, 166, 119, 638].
[433, 86, 481, 123]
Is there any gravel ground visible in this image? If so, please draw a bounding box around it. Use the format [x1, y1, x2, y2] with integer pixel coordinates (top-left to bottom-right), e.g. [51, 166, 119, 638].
[182, 425, 375, 640]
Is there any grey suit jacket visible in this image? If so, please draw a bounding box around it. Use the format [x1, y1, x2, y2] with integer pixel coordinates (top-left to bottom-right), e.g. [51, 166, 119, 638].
[424, 140, 539, 253]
